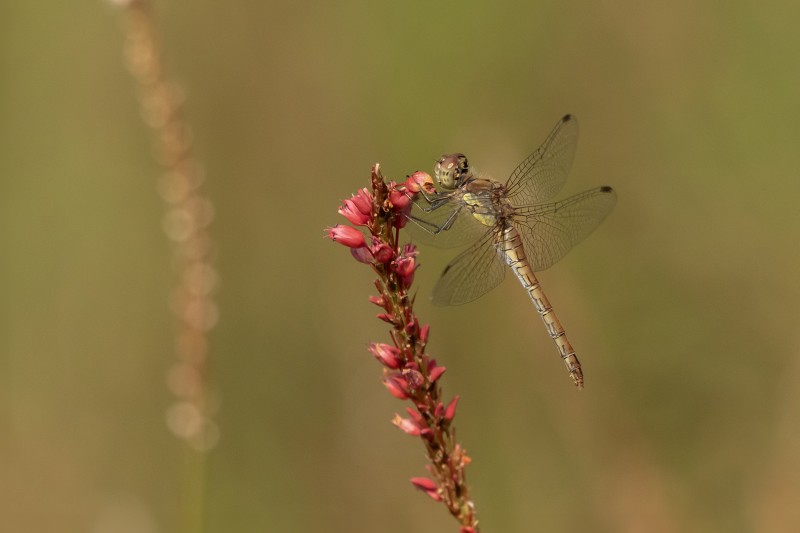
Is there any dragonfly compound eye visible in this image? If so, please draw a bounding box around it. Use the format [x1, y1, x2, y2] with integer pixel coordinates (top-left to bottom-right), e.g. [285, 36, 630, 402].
[434, 153, 468, 189]
[456, 155, 469, 177]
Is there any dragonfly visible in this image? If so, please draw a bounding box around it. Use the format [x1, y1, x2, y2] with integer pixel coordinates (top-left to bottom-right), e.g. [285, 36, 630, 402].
[409, 114, 616, 389]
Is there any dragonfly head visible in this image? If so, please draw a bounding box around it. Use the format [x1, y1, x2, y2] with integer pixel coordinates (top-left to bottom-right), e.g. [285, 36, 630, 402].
[434, 153, 469, 190]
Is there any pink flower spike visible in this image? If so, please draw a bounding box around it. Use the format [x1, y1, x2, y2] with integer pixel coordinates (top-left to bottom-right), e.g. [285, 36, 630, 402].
[383, 374, 410, 399]
[428, 364, 446, 383]
[326, 224, 366, 248]
[392, 414, 423, 436]
[369, 342, 402, 369]
[461, 527, 477, 533]
[445, 396, 460, 421]
[410, 477, 441, 501]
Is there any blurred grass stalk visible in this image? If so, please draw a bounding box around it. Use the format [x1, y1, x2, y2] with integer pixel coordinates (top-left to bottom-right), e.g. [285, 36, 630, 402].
[112, 1, 220, 532]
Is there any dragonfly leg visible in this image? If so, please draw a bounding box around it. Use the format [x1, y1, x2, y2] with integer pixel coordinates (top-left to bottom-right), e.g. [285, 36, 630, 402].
[407, 203, 464, 235]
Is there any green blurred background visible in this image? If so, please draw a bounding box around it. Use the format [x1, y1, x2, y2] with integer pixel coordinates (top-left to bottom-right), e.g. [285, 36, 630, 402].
[2, 1, 799, 532]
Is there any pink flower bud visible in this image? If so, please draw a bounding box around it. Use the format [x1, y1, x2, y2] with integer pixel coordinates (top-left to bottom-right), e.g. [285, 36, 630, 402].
[369, 343, 402, 369]
[392, 414, 422, 436]
[393, 252, 417, 287]
[428, 364, 446, 383]
[405, 171, 435, 195]
[338, 198, 371, 225]
[351, 187, 373, 215]
[410, 477, 441, 501]
[350, 246, 372, 263]
[388, 186, 412, 210]
[371, 241, 393, 264]
[376, 313, 394, 324]
[445, 396, 459, 421]
[403, 368, 424, 390]
[368, 295, 385, 307]
[326, 224, 366, 248]
[393, 204, 412, 229]
[419, 323, 430, 343]
[383, 374, 410, 399]
[405, 407, 426, 425]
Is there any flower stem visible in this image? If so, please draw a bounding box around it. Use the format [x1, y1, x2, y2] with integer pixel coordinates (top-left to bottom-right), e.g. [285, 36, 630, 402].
[330, 165, 480, 531]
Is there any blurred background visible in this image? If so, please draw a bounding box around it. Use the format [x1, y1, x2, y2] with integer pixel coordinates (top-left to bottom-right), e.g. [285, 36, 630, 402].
[2, 1, 799, 532]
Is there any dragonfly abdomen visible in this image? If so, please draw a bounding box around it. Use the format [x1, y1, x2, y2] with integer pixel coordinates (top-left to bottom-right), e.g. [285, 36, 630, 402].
[497, 225, 585, 389]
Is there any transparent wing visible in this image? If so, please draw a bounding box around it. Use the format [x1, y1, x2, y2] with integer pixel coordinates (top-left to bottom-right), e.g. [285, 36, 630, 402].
[406, 193, 489, 249]
[505, 114, 579, 205]
[431, 229, 506, 306]
[514, 186, 616, 272]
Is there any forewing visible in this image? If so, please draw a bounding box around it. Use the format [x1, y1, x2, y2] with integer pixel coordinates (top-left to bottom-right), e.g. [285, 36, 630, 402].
[431, 230, 506, 306]
[505, 114, 579, 204]
[406, 193, 489, 249]
[514, 186, 616, 272]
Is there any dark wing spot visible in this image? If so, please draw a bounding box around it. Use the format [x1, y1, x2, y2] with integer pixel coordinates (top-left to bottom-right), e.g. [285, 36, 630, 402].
[600, 186, 613, 193]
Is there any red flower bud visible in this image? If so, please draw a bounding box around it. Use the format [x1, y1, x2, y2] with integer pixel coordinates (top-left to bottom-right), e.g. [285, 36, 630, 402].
[376, 313, 394, 324]
[371, 241, 393, 264]
[406, 171, 436, 195]
[405, 407, 426, 425]
[393, 204, 413, 229]
[350, 246, 372, 263]
[394, 255, 417, 287]
[403, 368, 424, 390]
[369, 342, 402, 369]
[410, 477, 441, 501]
[428, 364, 446, 383]
[383, 374, 410, 399]
[392, 414, 423, 436]
[445, 396, 459, 421]
[338, 198, 371, 225]
[419, 323, 430, 344]
[351, 187, 373, 215]
[326, 224, 365, 248]
[388, 186, 412, 210]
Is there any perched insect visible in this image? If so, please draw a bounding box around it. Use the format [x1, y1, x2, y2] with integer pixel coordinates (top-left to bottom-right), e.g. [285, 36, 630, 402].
[409, 115, 616, 388]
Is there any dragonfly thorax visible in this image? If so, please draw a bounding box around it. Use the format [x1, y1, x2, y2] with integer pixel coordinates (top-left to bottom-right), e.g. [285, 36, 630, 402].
[462, 178, 515, 228]
[434, 153, 470, 190]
